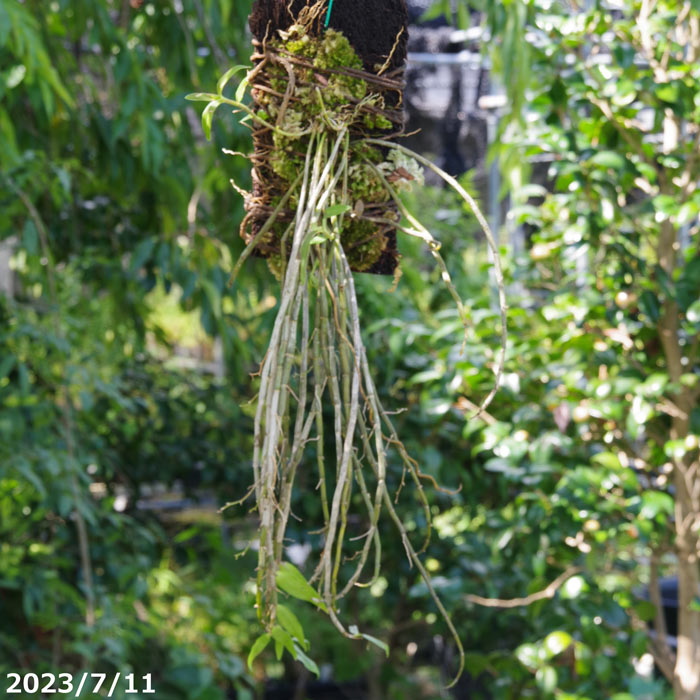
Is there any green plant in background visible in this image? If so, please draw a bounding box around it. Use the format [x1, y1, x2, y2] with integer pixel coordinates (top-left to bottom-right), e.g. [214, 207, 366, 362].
[421, 0, 700, 697]
[509, 4, 700, 698]
[1, 0, 264, 697]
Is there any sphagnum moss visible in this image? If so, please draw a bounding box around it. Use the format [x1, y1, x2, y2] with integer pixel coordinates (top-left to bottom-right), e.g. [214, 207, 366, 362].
[189, 2, 507, 686]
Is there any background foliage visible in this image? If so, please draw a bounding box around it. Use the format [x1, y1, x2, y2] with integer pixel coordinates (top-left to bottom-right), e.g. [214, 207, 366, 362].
[1, 0, 699, 699]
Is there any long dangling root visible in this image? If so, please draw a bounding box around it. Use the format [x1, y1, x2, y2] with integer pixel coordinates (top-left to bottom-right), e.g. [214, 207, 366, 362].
[241, 118, 508, 684]
[219, 8, 509, 687]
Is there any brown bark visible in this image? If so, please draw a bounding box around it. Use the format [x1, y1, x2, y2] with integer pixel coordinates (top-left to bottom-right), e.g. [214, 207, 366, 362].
[658, 194, 700, 700]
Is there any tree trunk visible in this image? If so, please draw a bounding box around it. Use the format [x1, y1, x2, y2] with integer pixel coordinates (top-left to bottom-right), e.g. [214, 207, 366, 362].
[673, 474, 700, 700]
[658, 162, 700, 699]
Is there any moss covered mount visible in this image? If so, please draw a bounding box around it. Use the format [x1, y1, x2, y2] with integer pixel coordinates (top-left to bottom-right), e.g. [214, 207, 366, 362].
[248, 24, 416, 274]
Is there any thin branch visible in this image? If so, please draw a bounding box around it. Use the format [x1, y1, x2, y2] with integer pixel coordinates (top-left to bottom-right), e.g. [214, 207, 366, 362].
[464, 567, 582, 608]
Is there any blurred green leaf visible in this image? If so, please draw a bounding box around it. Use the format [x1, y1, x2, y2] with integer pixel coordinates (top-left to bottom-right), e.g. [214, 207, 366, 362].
[277, 604, 307, 649]
[247, 633, 271, 670]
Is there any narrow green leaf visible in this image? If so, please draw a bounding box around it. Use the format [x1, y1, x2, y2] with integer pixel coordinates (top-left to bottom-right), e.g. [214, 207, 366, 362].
[276, 563, 318, 602]
[270, 626, 296, 659]
[16, 459, 46, 496]
[276, 562, 326, 609]
[361, 633, 389, 656]
[236, 77, 249, 102]
[348, 625, 389, 656]
[325, 204, 351, 217]
[130, 237, 156, 273]
[293, 644, 319, 677]
[185, 92, 220, 102]
[0, 356, 15, 381]
[456, 2, 470, 30]
[277, 604, 307, 649]
[247, 633, 271, 669]
[418, 0, 448, 22]
[202, 100, 220, 141]
[217, 65, 249, 95]
[639, 290, 660, 322]
[200, 278, 222, 321]
[22, 220, 38, 256]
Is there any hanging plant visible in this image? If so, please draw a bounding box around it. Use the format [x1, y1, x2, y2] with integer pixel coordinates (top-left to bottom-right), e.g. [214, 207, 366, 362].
[187, 0, 506, 685]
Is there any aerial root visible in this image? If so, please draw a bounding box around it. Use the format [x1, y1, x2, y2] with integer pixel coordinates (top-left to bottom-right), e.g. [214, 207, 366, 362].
[239, 89, 508, 691]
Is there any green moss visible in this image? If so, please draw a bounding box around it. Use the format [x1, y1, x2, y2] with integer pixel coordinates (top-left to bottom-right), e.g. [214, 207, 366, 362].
[270, 152, 301, 182]
[348, 162, 388, 204]
[363, 112, 393, 130]
[286, 34, 314, 57]
[255, 24, 404, 270]
[341, 219, 385, 271]
[266, 253, 285, 280]
[353, 142, 385, 163]
[327, 73, 367, 102]
[313, 30, 363, 71]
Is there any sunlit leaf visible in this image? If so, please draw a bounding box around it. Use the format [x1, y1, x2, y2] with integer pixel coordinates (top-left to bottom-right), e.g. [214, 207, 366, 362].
[217, 65, 249, 96]
[535, 665, 557, 693]
[543, 631, 572, 657]
[276, 562, 326, 609]
[639, 491, 673, 520]
[236, 77, 249, 102]
[325, 204, 351, 217]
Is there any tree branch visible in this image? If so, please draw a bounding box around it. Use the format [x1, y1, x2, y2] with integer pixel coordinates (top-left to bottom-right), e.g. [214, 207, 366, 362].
[464, 567, 581, 608]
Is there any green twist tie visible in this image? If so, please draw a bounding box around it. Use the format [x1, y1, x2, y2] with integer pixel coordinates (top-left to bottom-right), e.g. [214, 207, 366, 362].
[324, 0, 334, 28]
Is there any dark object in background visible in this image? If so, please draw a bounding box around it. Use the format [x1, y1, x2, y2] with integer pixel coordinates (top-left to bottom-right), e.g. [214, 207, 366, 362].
[403, 1, 490, 181]
[640, 577, 679, 682]
[246, 0, 408, 275]
[249, 0, 408, 74]
[263, 679, 368, 700]
[650, 577, 679, 642]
